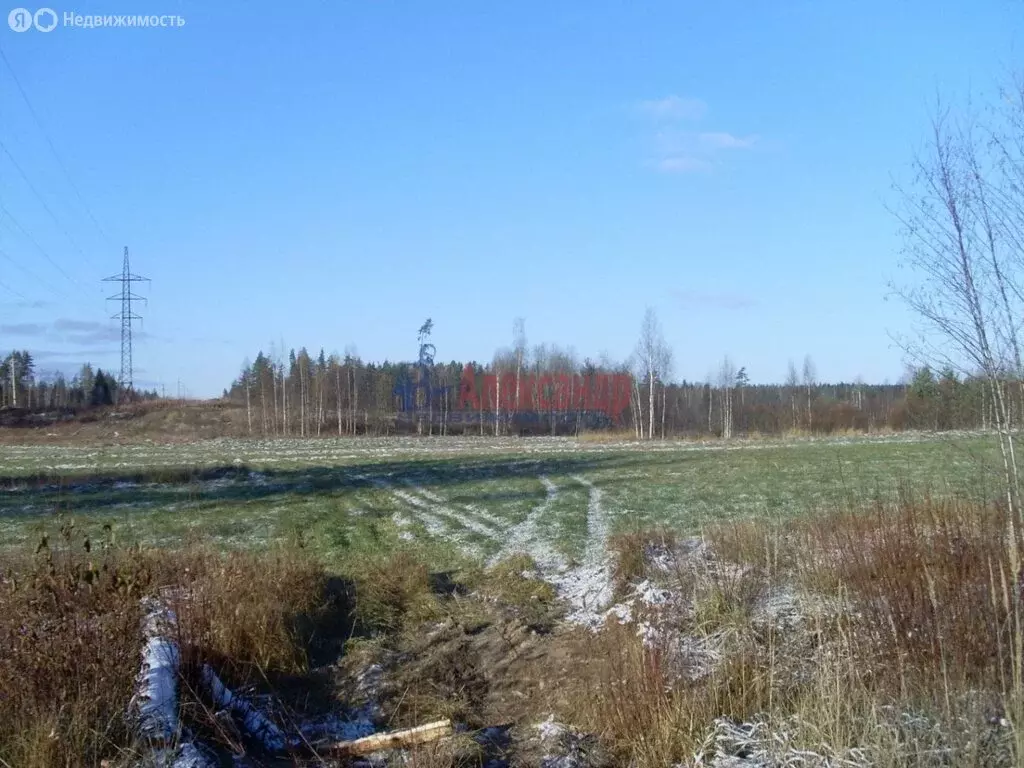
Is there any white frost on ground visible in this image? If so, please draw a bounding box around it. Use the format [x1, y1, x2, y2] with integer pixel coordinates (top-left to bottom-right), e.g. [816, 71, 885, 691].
[488, 473, 619, 628]
[372, 478, 488, 558]
[691, 716, 873, 767]
[399, 480, 505, 537]
[601, 540, 743, 682]
[553, 476, 616, 627]
[481, 473, 618, 628]
[533, 714, 605, 768]
[551, 562, 616, 629]
[570, 475, 608, 565]
[491, 476, 561, 568]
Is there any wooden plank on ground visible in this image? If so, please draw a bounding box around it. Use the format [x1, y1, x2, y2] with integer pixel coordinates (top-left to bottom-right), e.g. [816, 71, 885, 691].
[321, 719, 453, 757]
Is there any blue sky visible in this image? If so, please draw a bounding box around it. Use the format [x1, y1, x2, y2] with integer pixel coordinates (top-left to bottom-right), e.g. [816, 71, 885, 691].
[0, 0, 1021, 396]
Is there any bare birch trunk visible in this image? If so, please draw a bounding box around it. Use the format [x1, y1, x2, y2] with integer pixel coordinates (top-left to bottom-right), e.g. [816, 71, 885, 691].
[260, 377, 267, 435]
[336, 366, 343, 436]
[661, 382, 667, 439]
[271, 371, 278, 436]
[708, 385, 713, 434]
[632, 377, 643, 439]
[317, 373, 324, 437]
[648, 366, 655, 441]
[245, 375, 252, 436]
[299, 364, 306, 438]
[494, 375, 501, 437]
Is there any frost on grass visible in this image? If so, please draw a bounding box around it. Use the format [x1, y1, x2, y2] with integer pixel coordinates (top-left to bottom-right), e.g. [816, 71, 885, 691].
[492, 476, 561, 568]
[691, 716, 873, 767]
[492, 474, 619, 628]
[533, 714, 609, 768]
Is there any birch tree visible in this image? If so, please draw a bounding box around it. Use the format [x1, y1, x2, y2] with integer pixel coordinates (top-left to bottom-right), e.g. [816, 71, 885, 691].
[785, 360, 799, 430]
[893, 87, 1024, 519]
[717, 356, 736, 439]
[241, 358, 252, 435]
[636, 308, 667, 440]
[658, 346, 674, 439]
[802, 355, 816, 431]
[513, 318, 527, 424]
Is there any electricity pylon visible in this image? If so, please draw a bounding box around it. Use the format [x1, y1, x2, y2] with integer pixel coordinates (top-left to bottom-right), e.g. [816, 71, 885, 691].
[103, 246, 149, 395]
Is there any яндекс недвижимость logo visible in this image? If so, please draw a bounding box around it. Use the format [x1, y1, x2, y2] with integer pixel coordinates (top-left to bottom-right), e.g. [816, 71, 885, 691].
[8, 7, 56, 31]
[7, 8, 185, 31]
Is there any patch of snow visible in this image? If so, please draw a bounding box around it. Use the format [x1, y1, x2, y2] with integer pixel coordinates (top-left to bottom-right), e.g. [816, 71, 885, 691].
[556, 563, 616, 628]
[491, 475, 561, 568]
[536, 714, 568, 742]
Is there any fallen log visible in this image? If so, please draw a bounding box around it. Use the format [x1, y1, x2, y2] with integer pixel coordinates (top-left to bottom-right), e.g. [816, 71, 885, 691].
[322, 719, 453, 757]
[130, 598, 180, 747]
[200, 663, 288, 753]
[128, 596, 217, 768]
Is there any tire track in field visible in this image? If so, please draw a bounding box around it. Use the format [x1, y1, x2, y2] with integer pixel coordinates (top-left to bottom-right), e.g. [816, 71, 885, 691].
[570, 474, 610, 565]
[490, 476, 561, 568]
[558, 475, 615, 626]
[395, 481, 503, 540]
[360, 467, 616, 626]
[350, 472, 460, 547]
[400, 480, 507, 535]
[491, 473, 616, 627]
[359, 473, 493, 557]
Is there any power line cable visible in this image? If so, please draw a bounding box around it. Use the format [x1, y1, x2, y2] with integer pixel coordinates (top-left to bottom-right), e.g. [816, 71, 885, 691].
[0, 136, 92, 287]
[0, 202, 76, 301]
[0, 194, 82, 290]
[0, 43, 113, 248]
[0, 241, 63, 299]
[0, 271, 26, 299]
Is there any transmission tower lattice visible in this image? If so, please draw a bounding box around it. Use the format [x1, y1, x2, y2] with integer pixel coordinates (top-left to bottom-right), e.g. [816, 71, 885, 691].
[103, 246, 149, 393]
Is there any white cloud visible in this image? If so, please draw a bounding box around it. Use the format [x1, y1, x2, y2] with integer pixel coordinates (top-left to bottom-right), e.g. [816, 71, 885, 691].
[657, 156, 713, 174]
[635, 109, 759, 173]
[637, 95, 708, 121]
[672, 289, 757, 309]
[698, 132, 758, 150]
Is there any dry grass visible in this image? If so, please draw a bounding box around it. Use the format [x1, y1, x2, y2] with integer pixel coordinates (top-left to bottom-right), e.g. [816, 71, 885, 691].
[478, 553, 558, 626]
[608, 526, 677, 595]
[772, 425, 898, 440]
[575, 429, 639, 443]
[0, 527, 336, 767]
[568, 494, 1022, 766]
[348, 548, 442, 636]
[7, 489, 1024, 767]
[0, 524, 152, 767]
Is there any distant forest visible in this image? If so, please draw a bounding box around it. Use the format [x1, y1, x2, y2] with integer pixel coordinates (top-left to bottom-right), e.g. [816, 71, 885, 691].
[221, 344, 998, 438]
[0, 327, 1007, 438]
[0, 351, 159, 411]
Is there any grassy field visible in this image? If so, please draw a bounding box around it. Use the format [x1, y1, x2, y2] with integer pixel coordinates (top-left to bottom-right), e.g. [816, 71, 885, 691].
[3, 430, 1022, 767]
[0, 432, 1002, 562]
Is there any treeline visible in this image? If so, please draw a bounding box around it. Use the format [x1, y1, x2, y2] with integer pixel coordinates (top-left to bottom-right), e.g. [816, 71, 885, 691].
[224, 346, 999, 438]
[0, 353, 159, 410]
